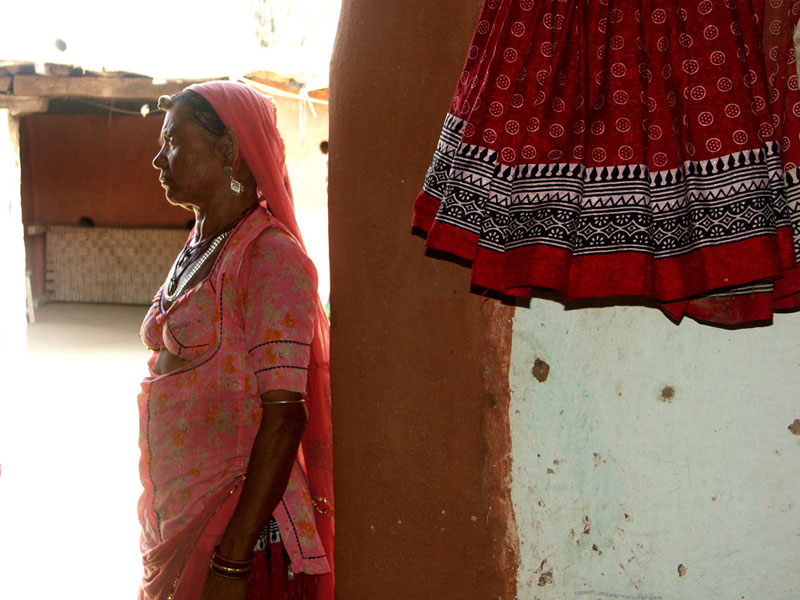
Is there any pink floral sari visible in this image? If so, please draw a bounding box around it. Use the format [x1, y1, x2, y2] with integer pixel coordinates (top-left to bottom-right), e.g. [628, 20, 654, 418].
[138, 207, 330, 599]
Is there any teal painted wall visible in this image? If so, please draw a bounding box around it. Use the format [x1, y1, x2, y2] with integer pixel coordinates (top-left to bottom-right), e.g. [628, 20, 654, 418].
[510, 301, 800, 599]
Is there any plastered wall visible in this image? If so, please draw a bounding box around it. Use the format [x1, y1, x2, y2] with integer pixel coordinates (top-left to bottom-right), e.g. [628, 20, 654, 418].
[21, 113, 182, 228]
[330, 1, 519, 598]
[509, 301, 800, 599]
[20, 98, 328, 230]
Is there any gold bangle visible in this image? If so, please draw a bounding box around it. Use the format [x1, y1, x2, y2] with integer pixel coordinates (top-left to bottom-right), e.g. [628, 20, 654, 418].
[209, 567, 249, 580]
[209, 558, 251, 578]
[211, 548, 254, 568]
[210, 560, 250, 574]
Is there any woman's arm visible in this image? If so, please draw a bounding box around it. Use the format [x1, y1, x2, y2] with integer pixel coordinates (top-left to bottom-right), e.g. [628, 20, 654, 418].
[201, 390, 308, 600]
[217, 389, 309, 559]
[201, 226, 318, 599]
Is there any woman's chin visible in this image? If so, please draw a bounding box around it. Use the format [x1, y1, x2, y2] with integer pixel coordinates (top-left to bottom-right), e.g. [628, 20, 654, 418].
[164, 191, 190, 210]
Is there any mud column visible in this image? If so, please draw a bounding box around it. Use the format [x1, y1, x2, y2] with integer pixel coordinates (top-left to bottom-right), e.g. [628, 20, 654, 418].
[329, 1, 519, 598]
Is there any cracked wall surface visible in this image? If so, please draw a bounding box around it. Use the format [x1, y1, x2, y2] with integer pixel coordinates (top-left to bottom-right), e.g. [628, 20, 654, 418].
[509, 300, 800, 599]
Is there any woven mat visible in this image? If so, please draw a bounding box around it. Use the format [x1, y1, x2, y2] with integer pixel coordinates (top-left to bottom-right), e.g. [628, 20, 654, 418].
[45, 226, 189, 305]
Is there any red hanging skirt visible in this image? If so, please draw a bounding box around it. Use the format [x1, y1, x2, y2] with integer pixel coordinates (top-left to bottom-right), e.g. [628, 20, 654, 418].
[413, 0, 800, 325]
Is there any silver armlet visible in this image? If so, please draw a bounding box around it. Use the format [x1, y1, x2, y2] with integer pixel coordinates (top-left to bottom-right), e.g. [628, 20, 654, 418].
[261, 398, 306, 406]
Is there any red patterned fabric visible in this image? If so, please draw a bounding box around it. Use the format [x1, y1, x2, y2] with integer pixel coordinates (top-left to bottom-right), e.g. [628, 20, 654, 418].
[413, 0, 800, 325]
[248, 541, 317, 600]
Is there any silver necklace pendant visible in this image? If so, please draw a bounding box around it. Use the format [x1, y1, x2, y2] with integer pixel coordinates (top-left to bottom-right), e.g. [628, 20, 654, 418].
[163, 230, 231, 302]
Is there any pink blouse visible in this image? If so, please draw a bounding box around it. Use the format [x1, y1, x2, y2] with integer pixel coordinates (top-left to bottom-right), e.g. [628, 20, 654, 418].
[137, 207, 329, 599]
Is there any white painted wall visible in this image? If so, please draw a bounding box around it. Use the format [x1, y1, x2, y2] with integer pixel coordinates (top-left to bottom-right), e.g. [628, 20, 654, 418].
[509, 301, 800, 600]
[274, 96, 330, 305]
[0, 111, 26, 354]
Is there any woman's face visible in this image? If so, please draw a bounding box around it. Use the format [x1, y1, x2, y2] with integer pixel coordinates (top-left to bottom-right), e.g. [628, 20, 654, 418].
[153, 102, 224, 211]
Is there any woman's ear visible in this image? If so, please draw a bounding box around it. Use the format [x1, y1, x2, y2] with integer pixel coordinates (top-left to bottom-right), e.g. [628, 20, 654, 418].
[220, 127, 239, 166]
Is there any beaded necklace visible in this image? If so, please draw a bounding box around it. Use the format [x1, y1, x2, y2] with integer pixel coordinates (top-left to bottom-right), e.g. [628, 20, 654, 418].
[163, 203, 259, 303]
[163, 231, 231, 302]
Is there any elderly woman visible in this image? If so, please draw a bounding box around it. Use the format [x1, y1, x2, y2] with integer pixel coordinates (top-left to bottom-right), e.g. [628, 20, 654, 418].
[137, 81, 333, 600]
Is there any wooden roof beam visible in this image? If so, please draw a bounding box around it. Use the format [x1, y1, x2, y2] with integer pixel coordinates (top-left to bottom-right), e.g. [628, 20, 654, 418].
[0, 95, 49, 115]
[12, 74, 193, 100]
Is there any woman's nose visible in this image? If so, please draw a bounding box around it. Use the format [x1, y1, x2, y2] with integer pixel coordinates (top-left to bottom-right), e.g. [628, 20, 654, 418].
[152, 145, 166, 170]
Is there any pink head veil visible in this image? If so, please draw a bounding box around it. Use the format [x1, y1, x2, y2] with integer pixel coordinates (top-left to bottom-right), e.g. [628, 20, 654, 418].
[186, 81, 334, 597]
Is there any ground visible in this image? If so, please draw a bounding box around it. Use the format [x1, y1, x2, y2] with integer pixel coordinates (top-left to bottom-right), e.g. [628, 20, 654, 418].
[0, 303, 149, 599]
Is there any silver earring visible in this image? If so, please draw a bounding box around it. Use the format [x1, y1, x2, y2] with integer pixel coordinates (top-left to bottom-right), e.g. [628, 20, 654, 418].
[223, 166, 243, 196]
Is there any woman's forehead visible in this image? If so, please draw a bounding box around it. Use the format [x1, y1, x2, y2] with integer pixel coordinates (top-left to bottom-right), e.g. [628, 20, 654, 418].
[161, 102, 203, 137]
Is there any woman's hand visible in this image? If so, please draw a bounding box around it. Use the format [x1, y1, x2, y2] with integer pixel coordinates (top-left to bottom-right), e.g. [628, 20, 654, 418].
[200, 571, 248, 600]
